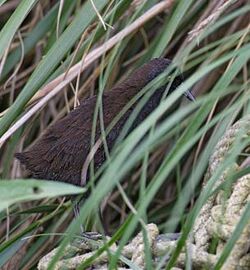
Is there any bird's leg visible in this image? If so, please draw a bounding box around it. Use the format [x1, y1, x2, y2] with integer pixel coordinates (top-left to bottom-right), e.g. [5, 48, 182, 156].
[73, 199, 102, 240]
[99, 193, 111, 236]
[73, 201, 85, 234]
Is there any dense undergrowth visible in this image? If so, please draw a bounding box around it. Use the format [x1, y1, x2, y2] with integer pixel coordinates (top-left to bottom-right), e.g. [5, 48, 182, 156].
[0, 0, 249, 269]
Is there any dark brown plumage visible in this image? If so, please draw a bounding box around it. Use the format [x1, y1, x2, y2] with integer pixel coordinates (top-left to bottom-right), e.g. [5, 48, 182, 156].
[16, 58, 194, 186]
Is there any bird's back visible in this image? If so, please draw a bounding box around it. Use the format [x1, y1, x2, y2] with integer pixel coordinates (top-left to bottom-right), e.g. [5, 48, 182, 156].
[16, 58, 182, 186]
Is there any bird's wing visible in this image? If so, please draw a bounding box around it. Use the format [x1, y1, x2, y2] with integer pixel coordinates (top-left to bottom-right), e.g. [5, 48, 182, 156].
[15, 92, 129, 185]
[16, 96, 97, 184]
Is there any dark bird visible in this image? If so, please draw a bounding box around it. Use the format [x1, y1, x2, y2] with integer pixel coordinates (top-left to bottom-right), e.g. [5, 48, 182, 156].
[15, 58, 194, 234]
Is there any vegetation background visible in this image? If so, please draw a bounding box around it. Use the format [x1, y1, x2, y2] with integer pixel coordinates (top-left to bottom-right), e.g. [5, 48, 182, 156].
[0, 0, 249, 269]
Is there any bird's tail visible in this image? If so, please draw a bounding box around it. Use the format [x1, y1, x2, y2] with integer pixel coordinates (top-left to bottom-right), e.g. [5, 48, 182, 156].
[15, 152, 29, 166]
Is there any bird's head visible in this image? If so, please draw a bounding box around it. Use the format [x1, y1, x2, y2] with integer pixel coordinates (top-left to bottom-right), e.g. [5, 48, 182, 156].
[125, 58, 195, 101]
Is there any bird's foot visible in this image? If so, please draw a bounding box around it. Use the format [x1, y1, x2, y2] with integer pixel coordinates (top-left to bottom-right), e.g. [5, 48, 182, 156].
[71, 232, 104, 252]
[80, 231, 103, 240]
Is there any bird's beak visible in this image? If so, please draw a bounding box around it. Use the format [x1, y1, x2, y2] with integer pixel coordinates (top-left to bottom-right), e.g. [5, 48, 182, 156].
[184, 90, 195, 101]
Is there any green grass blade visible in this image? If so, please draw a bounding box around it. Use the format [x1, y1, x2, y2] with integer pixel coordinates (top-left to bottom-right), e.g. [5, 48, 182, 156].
[0, 2, 59, 80]
[0, 0, 108, 136]
[0, 0, 38, 59]
[0, 179, 85, 212]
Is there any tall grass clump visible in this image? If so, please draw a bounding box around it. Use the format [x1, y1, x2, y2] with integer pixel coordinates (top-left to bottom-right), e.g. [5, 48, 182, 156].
[0, 0, 249, 269]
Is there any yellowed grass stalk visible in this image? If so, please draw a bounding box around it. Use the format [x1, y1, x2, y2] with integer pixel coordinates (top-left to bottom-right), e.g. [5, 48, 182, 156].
[0, 0, 175, 147]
